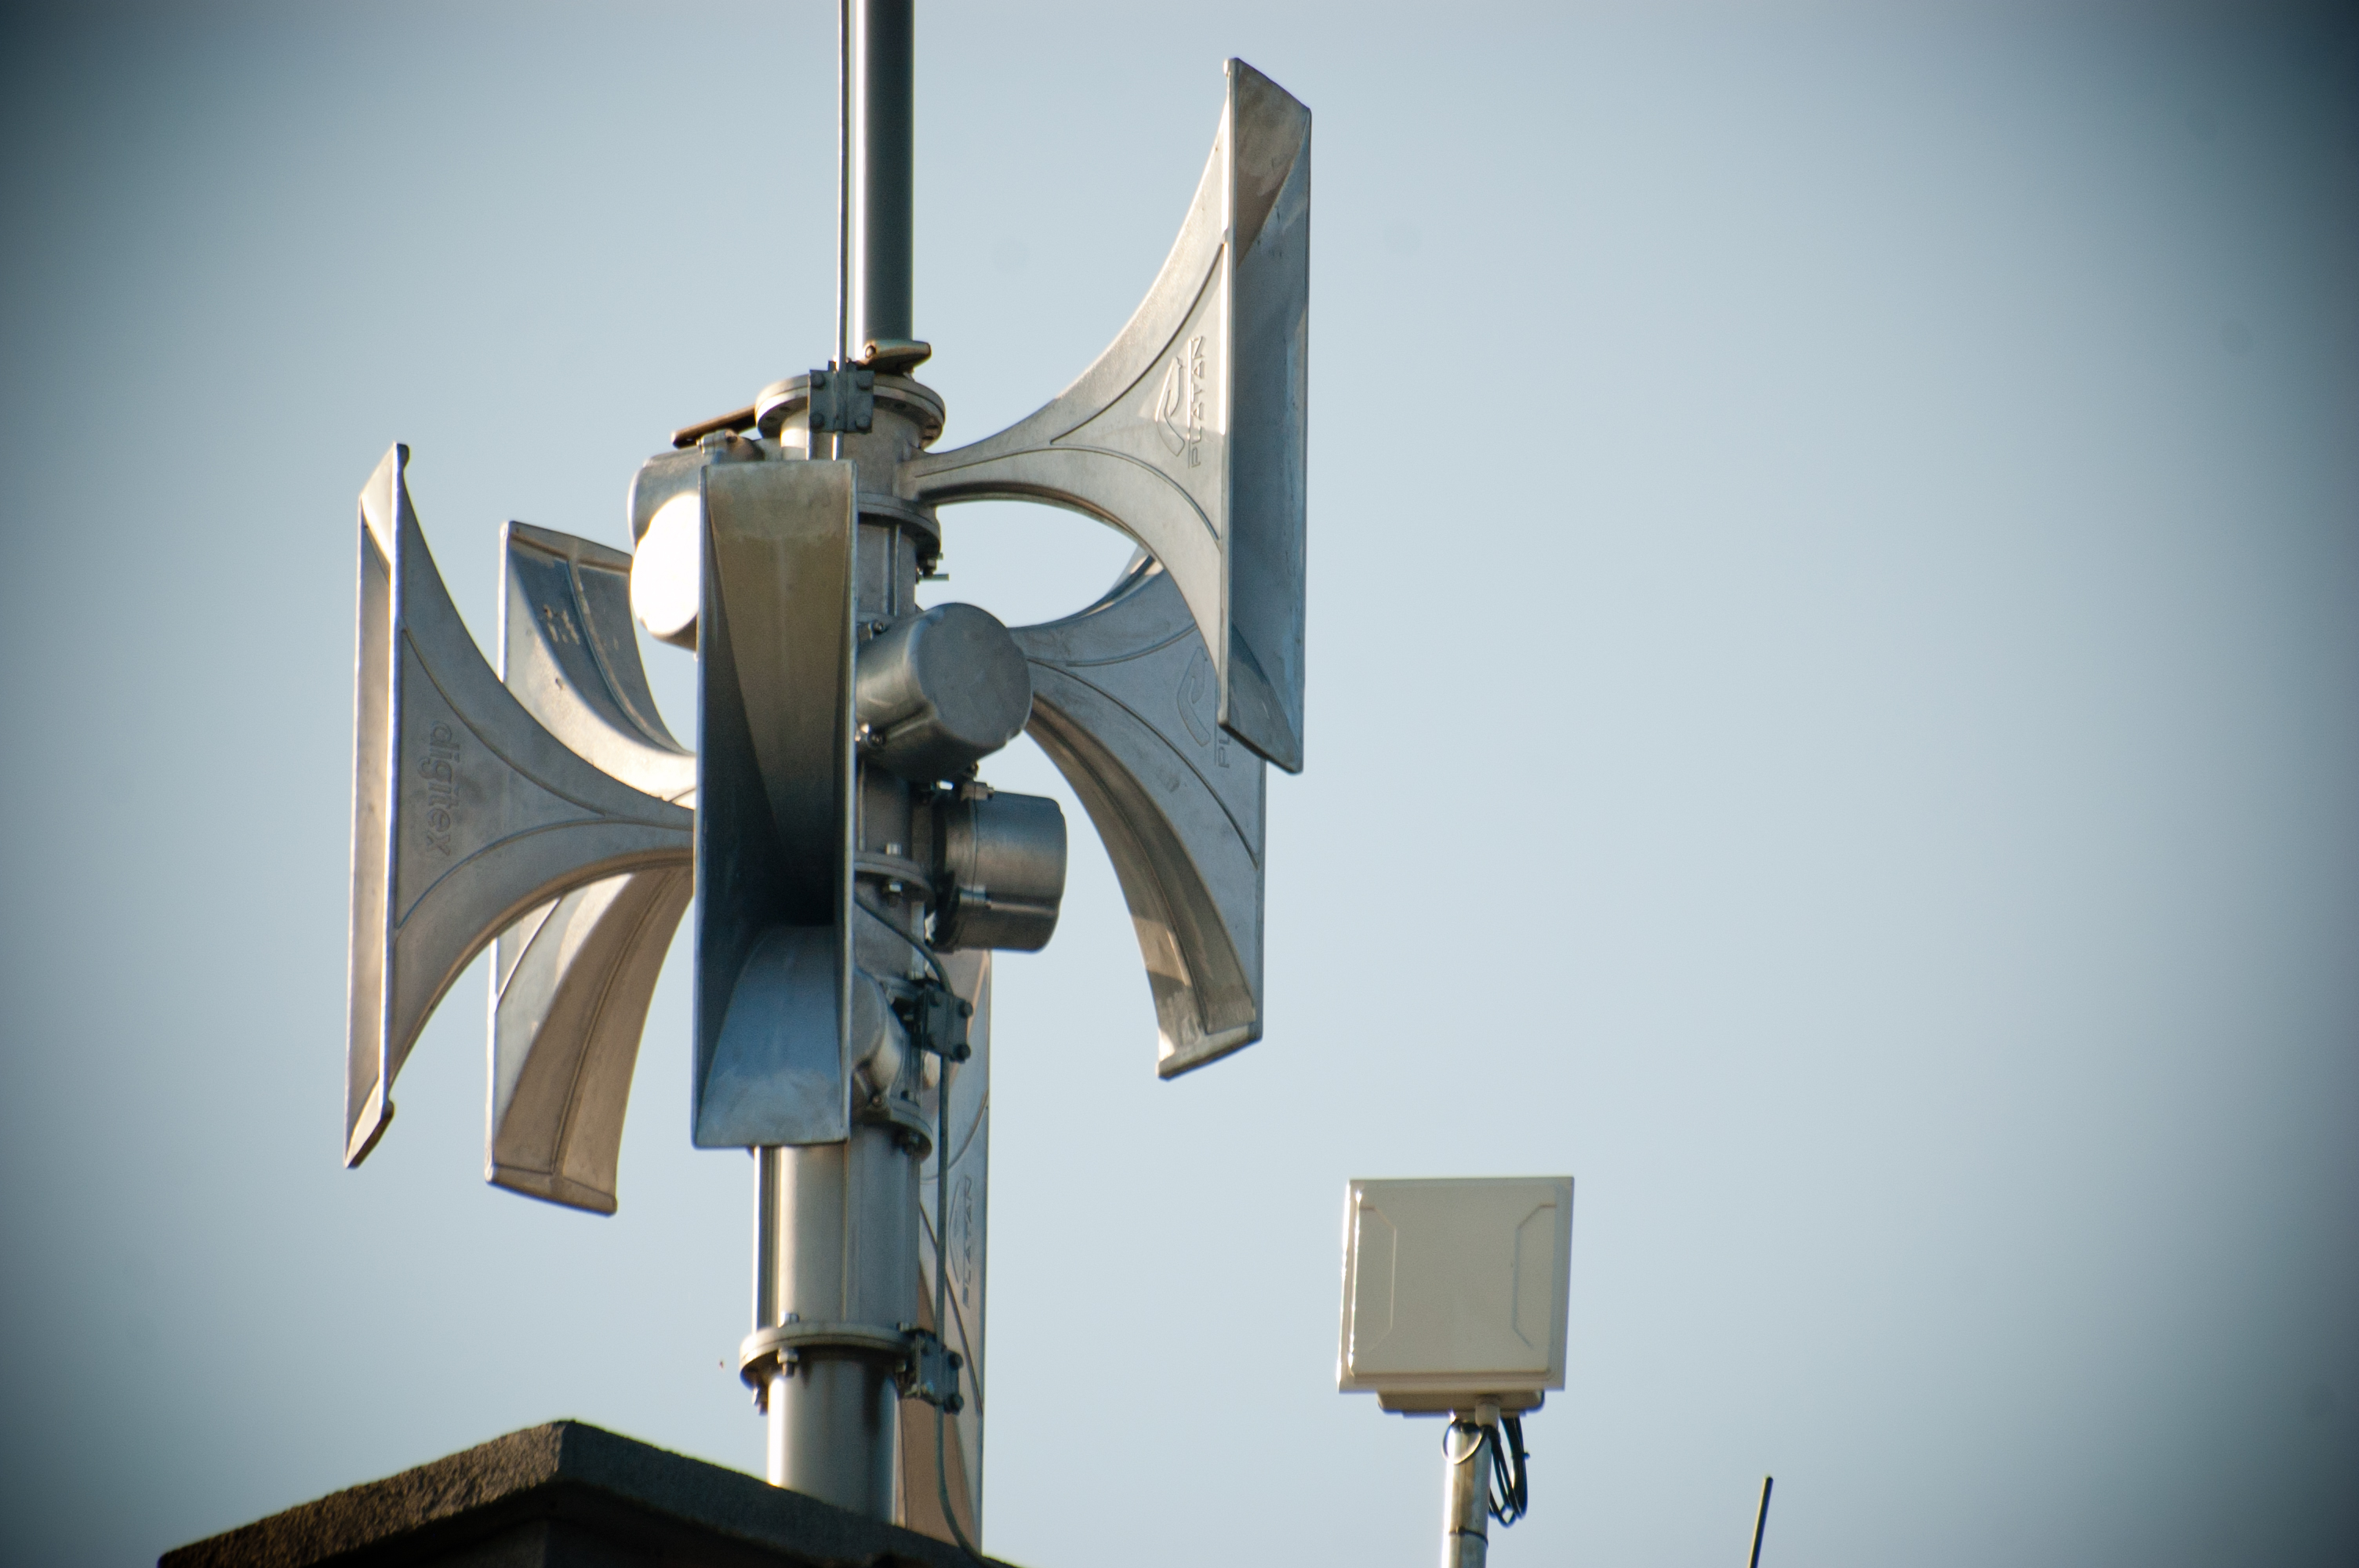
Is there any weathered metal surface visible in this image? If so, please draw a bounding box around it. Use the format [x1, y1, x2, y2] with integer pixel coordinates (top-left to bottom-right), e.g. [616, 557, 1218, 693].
[907, 60, 1310, 775]
[694, 460, 860, 1149]
[1015, 556, 1267, 1076]
[337, 28, 1310, 1548]
[488, 522, 696, 1214]
[344, 446, 690, 1169]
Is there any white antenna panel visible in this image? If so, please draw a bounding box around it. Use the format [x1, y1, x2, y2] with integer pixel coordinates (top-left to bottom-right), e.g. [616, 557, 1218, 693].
[1336, 1177, 1574, 1414]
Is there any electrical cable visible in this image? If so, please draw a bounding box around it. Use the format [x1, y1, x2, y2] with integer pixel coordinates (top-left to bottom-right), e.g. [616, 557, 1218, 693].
[855, 895, 950, 985]
[866, 887, 980, 1556]
[1440, 1416, 1531, 1526]
[1485, 1415, 1529, 1527]
[932, 1014, 980, 1557]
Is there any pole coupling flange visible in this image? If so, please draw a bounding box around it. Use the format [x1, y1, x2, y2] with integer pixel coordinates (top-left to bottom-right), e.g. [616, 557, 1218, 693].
[736, 1319, 963, 1415]
[739, 1318, 914, 1388]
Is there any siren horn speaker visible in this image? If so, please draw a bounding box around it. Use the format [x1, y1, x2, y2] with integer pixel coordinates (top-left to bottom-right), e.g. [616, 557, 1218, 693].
[486, 523, 697, 1213]
[907, 58, 1308, 774]
[1013, 555, 1266, 1077]
[344, 447, 692, 1170]
[692, 459, 860, 1148]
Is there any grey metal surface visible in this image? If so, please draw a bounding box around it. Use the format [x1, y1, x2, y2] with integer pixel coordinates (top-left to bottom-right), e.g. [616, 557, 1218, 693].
[489, 522, 697, 1213]
[689, 383, 985, 1526]
[850, 0, 920, 368]
[1013, 555, 1267, 1077]
[932, 788, 1066, 954]
[767, 1356, 900, 1520]
[489, 870, 691, 1214]
[904, 59, 1309, 774]
[760, 371, 946, 552]
[704, 927, 851, 1149]
[694, 460, 860, 1149]
[751, 1121, 923, 1509]
[499, 522, 696, 798]
[854, 604, 1032, 782]
[337, 30, 1309, 1545]
[345, 445, 692, 1168]
[1442, 1425, 1491, 1568]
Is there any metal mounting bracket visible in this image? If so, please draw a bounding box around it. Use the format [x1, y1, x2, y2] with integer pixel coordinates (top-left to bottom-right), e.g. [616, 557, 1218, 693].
[899, 1327, 965, 1413]
[896, 978, 973, 1063]
[806, 365, 876, 434]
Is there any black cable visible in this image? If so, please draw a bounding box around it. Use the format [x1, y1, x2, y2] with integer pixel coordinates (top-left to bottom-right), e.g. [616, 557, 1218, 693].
[932, 1048, 980, 1558]
[866, 888, 979, 1555]
[854, 887, 975, 1553]
[1485, 1416, 1529, 1526]
[855, 895, 950, 985]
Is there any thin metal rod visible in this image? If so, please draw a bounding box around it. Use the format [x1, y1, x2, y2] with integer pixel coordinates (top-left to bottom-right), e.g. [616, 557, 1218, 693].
[834, 0, 850, 373]
[1748, 1475, 1775, 1568]
[849, 0, 914, 355]
[831, 0, 850, 462]
[753, 1148, 780, 1336]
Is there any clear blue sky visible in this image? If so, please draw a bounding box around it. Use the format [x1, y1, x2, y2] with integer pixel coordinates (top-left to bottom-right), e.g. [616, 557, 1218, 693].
[2, 4, 2354, 1565]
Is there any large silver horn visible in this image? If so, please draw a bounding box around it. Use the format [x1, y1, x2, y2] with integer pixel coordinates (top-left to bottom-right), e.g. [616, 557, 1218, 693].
[1013, 555, 1265, 1077]
[343, 446, 692, 1168]
[692, 459, 860, 1148]
[907, 58, 1309, 774]
[486, 523, 696, 1213]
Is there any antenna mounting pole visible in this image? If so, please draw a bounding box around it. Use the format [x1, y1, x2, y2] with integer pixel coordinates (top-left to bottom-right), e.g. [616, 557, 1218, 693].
[850, 0, 924, 370]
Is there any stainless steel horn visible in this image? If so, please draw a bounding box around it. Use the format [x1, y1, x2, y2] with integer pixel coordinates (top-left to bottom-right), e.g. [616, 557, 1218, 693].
[908, 59, 1309, 775]
[917, 57, 1307, 1076]
[485, 522, 697, 1213]
[1013, 556, 1267, 1077]
[343, 445, 692, 1174]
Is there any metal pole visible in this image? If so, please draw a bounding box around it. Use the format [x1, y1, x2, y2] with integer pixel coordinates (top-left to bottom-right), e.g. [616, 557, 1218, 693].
[834, 0, 851, 376]
[1748, 1475, 1775, 1568]
[849, 0, 914, 360]
[758, 1133, 918, 1514]
[751, 9, 929, 1515]
[1441, 1420, 1491, 1568]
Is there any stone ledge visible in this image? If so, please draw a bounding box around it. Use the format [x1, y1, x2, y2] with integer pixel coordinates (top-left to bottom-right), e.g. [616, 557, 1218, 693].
[161, 1421, 1016, 1568]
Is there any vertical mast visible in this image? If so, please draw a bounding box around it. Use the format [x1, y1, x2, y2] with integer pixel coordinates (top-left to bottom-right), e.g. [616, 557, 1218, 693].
[750, 0, 939, 1530]
[850, 0, 916, 364]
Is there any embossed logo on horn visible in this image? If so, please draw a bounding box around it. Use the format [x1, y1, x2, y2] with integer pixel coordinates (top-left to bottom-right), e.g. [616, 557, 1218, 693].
[1147, 333, 1208, 466]
[1150, 357, 1187, 456]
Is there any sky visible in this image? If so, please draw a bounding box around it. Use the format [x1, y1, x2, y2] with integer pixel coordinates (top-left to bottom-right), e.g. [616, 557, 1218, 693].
[2, 3, 2354, 1565]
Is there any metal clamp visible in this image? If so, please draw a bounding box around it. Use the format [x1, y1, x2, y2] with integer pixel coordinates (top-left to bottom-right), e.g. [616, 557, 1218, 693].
[855, 1087, 935, 1152]
[737, 1318, 963, 1415]
[898, 1327, 965, 1413]
[738, 1318, 917, 1393]
[805, 365, 876, 434]
[895, 977, 972, 1064]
